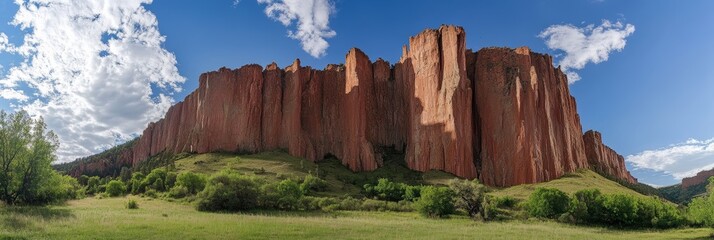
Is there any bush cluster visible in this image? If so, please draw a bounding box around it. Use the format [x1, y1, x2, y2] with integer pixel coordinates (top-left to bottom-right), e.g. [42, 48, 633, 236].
[526, 187, 686, 228]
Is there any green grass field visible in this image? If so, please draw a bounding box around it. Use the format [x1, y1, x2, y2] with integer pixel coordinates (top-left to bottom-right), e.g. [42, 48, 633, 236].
[1, 197, 711, 240]
[4, 151, 710, 239]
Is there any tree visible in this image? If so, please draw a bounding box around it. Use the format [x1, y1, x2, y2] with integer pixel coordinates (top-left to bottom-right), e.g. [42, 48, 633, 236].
[687, 177, 714, 228]
[176, 172, 206, 194]
[526, 188, 570, 218]
[105, 180, 127, 197]
[0, 111, 71, 205]
[197, 170, 260, 212]
[448, 178, 486, 219]
[415, 186, 455, 218]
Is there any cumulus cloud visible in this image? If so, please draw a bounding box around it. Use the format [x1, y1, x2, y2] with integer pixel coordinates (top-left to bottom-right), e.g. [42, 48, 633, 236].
[539, 20, 635, 83]
[626, 138, 714, 180]
[0, 0, 184, 162]
[257, 0, 336, 58]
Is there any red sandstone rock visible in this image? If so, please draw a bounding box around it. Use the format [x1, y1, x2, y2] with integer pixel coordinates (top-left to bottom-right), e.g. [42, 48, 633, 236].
[397, 26, 476, 179]
[583, 130, 637, 183]
[68, 26, 637, 187]
[682, 168, 714, 188]
[474, 46, 590, 187]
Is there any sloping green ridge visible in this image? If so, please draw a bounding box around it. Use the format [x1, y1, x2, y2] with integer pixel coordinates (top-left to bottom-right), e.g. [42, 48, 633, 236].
[172, 150, 651, 200]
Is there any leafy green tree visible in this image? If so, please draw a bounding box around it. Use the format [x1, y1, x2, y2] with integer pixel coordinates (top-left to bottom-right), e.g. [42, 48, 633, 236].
[687, 177, 714, 228]
[0, 111, 73, 205]
[527, 188, 570, 218]
[105, 180, 127, 197]
[176, 172, 207, 194]
[569, 189, 605, 223]
[87, 176, 101, 194]
[449, 178, 486, 219]
[601, 194, 639, 227]
[197, 170, 260, 212]
[78, 175, 89, 186]
[415, 186, 455, 218]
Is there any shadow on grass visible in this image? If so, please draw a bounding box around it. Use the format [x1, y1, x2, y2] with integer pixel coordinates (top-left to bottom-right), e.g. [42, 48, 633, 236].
[1, 206, 74, 220]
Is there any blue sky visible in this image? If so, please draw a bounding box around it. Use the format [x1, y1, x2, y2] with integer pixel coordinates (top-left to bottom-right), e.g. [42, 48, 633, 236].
[1, 0, 713, 186]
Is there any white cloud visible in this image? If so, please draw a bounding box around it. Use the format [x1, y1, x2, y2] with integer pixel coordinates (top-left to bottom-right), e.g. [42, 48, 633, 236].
[0, 88, 28, 101]
[539, 20, 635, 83]
[257, 0, 336, 58]
[626, 138, 714, 180]
[0, 0, 184, 162]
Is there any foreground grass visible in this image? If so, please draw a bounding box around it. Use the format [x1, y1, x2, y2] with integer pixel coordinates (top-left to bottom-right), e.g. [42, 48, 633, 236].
[1, 197, 710, 240]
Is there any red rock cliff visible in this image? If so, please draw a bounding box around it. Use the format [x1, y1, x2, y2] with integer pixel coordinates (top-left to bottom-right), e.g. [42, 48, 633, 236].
[682, 168, 714, 188]
[67, 25, 636, 187]
[583, 130, 637, 183]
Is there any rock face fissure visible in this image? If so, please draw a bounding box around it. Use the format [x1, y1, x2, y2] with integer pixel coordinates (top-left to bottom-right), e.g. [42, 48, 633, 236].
[68, 26, 637, 187]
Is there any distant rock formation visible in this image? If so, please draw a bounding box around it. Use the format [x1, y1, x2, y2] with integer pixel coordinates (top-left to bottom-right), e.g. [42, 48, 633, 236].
[65, 25, 637, 187]
[682, 168, 714, 189]
[583, 130, 637, 183]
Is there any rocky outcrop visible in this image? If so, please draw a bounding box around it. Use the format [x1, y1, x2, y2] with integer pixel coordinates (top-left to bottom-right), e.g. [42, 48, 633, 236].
[473, 47, 590, 186]
[66, 25, 636, 187]
[583, 130, 637, 183]
[682, 168, 714, 188]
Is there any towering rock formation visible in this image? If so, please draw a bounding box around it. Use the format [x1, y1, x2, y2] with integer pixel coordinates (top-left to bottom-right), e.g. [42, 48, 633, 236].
[397, 27, 476, 179]
[583, 130, 637, 183]
[66, 25, 636, 187]
[472, 47, 590, 186]
[682, 168, 714, 188]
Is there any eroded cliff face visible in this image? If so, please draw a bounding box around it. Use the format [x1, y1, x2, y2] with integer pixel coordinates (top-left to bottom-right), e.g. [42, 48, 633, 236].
[472, 47, 590, 186]
[583, 130, 637, 183]
[682, 168, 714, 188]
[67, 25, 636, 187]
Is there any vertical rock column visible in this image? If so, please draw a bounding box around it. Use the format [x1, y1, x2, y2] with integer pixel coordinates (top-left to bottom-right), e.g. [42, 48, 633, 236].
[342, 48, 381, 171]
[402, 25, 476, 178]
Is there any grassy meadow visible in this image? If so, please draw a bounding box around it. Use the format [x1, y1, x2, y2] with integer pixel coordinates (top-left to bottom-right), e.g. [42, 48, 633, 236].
[3, 151, 711, 239]
[1, 196, 711, 240]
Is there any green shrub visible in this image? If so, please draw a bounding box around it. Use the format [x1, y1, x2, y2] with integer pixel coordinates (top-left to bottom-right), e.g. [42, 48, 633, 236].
[300, 174, 328, 194]
[165, 172, 178, 189]
[339, 197, 362, 211]
[415, 186, 454, 218]
[364, 178, 407, 201]
[687, 178, 714, 228]
[493, 196, 518, 209]
[105, 180, 127, 197]
[569, 189, 605, 224]
[126, 199, 139, 209]
[141, 168, 167, 192]
[601, 194, 639, 227]
[87, 176, 101, 195]
[168, 185, 189, 199]
[527, 187, 570, 219]
[260, 179, 303, 210]
[449, 178, 486, 218]
[152, 178, 165, 191]
[404, 185, 422, 201]
[144, 189, 158, 198]
[176, 172, 207, 195]
[78, 175, 89, 186]
[197, 170, 259, 212]
[298, 196, 322, 211]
